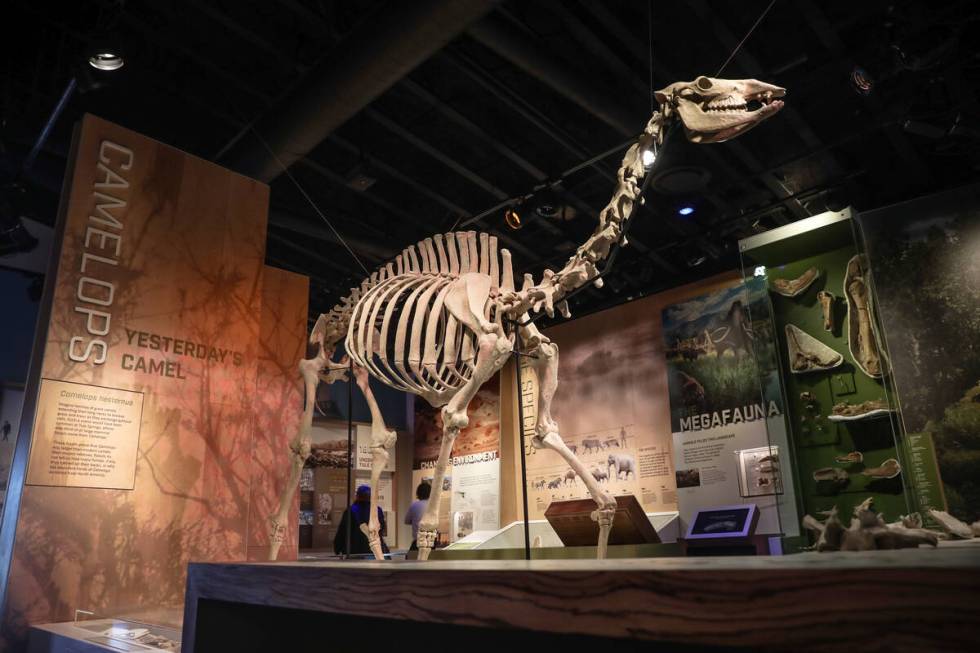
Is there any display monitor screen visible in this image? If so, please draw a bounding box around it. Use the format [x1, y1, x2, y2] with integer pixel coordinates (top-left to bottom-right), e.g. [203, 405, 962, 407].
[686, 504, 757, 539]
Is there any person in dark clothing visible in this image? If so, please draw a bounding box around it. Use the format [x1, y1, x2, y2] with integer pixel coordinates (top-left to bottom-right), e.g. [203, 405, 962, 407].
[334, 484, 389, 557]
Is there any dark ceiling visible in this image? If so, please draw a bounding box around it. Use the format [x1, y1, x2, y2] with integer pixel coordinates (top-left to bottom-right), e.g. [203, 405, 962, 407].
[3, 0, 979, 325]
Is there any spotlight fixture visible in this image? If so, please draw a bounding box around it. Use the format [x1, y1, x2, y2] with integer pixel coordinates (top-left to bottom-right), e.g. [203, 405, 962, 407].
[754, 266, 767, 277]
[641, 146, 657, 168]
[678, 206, 695, 216]
[504, 205, 523, 230]
[88, 52, 124, 71]
[533, 188, 562, 219]
[850, 66, 873, 96]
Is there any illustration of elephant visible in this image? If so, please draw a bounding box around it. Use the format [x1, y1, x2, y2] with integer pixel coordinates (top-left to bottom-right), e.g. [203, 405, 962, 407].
[582, 437, 603, 454]
[608, 453, 636, 480]
[590, 467, 609, 483]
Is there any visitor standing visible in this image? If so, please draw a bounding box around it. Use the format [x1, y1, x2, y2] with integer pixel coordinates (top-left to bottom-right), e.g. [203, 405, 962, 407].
[404, 481, 431, 552]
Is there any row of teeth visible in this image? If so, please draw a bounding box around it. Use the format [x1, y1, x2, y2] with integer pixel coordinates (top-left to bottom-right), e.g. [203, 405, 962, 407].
[705, 103, 747, 112]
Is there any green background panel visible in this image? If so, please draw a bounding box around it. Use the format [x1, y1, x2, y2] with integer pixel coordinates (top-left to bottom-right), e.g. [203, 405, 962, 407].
[746, 227, 912, 531]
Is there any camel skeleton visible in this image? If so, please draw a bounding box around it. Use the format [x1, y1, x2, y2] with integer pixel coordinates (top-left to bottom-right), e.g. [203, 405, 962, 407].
[268, 75, 785, 561]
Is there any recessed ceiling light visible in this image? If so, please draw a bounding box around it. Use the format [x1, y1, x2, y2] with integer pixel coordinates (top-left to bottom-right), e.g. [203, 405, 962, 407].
[89, 52, 124, 71]
[678, 206, 695, 216]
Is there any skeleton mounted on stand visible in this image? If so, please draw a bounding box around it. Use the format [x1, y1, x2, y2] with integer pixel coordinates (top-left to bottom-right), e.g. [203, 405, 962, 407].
[269, 76, 785, 561]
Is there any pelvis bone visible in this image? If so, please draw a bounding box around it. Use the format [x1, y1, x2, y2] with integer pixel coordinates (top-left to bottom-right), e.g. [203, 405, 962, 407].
[785, 324, 843, 373]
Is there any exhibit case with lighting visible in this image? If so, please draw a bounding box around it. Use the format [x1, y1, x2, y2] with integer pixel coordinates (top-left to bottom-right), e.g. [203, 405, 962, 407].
[737, 207, 954, 551]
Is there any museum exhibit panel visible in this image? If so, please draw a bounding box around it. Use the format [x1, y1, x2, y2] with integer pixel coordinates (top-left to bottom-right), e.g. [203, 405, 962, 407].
[2, 1, 979, 651]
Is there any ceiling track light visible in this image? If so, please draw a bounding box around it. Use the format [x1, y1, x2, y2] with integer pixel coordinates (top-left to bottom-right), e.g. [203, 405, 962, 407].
[504, 205, 523, 230]
[89, 52, 124, 71]
[850, 66, 873, 96]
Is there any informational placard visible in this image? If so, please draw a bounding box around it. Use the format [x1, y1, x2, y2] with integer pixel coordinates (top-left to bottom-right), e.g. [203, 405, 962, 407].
[414, 376, 500, 545]
[26, 379, 143, 489]
[449, 456, 500, 539]
[356, 424, 395, 472]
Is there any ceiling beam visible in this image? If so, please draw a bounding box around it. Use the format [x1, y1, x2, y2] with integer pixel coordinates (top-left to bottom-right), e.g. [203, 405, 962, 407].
[796, 0, 935, 188]
[468, 11, 641, 136]
[327, 134, 541, 266]
[187, 1, 301, 73]
[267, 230, 354, 275]
[365, 108, 509, 202]
[329, 134, 470, 217]
[268, 211, 393, 263]
[222, 0, 499, 181]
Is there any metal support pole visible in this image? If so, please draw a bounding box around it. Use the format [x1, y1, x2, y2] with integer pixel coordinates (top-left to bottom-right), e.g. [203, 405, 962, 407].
[511, 332, 532, 561]
[22, 78, 77, 174]
[344, 357, 354, 560]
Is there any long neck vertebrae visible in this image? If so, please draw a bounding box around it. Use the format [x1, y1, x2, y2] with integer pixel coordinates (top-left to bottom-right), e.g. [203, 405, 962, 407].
[501, 112, 666, 320]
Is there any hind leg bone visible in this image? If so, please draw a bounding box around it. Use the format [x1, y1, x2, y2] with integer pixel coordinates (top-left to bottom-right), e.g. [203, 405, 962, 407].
[525, 327, 617, 559]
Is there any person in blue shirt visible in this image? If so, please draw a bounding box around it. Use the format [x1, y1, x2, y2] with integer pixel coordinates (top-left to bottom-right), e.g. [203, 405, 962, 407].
[334, 484, 388, 556]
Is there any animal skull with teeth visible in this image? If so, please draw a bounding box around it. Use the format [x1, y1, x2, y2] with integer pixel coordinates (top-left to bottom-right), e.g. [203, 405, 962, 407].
[656, 76, 786, 143]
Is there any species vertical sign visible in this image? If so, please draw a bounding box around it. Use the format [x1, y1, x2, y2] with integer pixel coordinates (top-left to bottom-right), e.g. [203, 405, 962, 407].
[2, 114, 299, 643]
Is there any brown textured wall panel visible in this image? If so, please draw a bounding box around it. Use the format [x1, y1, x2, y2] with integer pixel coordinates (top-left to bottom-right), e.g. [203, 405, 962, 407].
[2, 115, 306, 643]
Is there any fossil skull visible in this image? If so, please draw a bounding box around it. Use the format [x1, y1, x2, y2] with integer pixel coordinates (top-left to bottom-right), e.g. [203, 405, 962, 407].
[656, 76, 785, 143]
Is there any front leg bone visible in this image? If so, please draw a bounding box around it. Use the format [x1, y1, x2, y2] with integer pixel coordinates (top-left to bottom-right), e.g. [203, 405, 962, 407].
[353, 364, 396, 560]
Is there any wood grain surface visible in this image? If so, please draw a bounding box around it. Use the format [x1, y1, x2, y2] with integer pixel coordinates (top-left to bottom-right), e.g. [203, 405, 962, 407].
[183, 546, 980, 652]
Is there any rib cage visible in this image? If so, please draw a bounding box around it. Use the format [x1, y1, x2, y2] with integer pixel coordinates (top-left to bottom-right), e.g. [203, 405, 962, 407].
[334, 230, 515, 406]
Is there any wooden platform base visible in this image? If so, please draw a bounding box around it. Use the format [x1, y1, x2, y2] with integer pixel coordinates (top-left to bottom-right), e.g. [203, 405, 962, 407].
[182, 546, 980, 652]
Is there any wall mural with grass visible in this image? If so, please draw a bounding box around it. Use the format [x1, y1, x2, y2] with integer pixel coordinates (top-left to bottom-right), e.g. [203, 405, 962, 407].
[859, 183, 980, 523]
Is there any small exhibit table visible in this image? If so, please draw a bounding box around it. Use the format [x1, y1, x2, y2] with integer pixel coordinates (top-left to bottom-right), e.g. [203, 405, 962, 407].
[182, 545, 980, 652]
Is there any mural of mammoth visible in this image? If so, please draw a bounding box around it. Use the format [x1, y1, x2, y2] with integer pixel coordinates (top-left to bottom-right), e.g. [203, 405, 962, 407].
[608, 453, 636, 480]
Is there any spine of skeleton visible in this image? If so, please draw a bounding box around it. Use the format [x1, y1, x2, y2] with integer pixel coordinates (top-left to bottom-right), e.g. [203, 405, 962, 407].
[503, 113, 665, 321]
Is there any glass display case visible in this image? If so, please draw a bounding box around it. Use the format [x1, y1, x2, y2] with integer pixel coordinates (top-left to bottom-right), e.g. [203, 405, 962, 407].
[738, 208, 927, 544]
